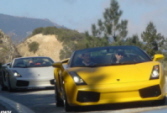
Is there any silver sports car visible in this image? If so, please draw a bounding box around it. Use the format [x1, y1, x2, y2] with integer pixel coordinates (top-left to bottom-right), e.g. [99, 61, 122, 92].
[0, 56, 55, 91]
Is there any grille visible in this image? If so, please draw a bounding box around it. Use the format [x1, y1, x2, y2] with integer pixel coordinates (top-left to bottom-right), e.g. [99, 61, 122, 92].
[16, 80, 29, 86]
[77, 91, 100, 102]
[139, 85, 161, 98]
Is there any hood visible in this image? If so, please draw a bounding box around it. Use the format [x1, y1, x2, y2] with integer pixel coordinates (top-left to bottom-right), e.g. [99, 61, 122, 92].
[10, 66, 54, 79]
[68, 62, 160, 85]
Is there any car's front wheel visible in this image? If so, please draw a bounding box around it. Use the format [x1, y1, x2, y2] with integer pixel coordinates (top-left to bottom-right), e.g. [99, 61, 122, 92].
[1, 80, 8, 91]
[64, 95, 75, 112]
[1, 83, 8, 91]
[7, 77, 15, 92]
[55, 85, 64, 107]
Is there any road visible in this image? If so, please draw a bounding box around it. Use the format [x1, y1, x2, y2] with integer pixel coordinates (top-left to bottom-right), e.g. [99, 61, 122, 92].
[1, 88, 167, 113]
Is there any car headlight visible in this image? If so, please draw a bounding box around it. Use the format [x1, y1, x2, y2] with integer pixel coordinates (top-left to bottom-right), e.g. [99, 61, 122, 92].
[69, 71, 86, 85]
[150, 65, 159, 80]
[12, 70, 22, 77]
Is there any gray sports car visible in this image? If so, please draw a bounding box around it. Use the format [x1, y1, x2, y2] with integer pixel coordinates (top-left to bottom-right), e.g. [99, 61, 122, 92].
[0, 56, 55, 91]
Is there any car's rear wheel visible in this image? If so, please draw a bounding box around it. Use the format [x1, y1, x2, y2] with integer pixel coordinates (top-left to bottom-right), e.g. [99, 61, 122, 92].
[151, 97, 166, 106]
[55, 85, 64, 107]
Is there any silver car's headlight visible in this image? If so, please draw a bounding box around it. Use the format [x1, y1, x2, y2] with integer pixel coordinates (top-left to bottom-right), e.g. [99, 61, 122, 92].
[150, 65, 159, 80]
[69, 71, 86, 85]
[12, 70, 22, 77]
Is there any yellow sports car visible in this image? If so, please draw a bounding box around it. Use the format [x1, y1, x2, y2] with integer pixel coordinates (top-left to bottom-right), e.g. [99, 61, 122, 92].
[53, 46, 166, 112]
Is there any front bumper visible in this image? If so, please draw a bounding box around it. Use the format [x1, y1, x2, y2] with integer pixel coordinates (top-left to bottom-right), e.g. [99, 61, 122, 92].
[65, 80, 166, 106]
[10, 78, 54, 89]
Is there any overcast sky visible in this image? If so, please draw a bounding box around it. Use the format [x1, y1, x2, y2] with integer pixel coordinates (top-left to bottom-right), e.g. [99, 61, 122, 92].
[0, 0, 167, 37]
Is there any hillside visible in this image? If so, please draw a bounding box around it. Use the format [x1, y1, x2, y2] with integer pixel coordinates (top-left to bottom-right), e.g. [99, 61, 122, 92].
[0, 30, 19, 64]
[17, 34, 63, 61]
[0, 13, 64, 43]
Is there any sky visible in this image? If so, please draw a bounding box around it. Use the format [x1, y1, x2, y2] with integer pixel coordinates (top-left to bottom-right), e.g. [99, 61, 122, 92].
[0, 0, 167, 38]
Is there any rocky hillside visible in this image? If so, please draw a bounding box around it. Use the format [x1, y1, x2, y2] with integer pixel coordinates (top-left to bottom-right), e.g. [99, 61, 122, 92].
[0, 30, 19, 64]
[17, 34, 63, 62]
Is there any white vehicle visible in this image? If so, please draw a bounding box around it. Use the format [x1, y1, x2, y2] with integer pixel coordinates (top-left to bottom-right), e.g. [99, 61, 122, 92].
[0, 56, 55, 91]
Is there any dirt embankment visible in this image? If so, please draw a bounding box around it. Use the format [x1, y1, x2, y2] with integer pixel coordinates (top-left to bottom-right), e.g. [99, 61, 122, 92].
[17, 34, 63, 62]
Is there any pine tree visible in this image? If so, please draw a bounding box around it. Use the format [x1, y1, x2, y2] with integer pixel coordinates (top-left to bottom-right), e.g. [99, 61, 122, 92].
[141, 22, 165, 56]
[85, 0, 128, 48]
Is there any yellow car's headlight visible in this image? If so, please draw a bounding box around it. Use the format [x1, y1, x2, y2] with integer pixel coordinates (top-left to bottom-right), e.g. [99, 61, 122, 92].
[69, 71, 86, 85]
[150, 65, 159, 80]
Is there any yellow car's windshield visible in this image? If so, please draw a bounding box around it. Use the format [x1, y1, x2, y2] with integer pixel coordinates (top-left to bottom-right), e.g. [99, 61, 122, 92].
[70, 46, 151, 67]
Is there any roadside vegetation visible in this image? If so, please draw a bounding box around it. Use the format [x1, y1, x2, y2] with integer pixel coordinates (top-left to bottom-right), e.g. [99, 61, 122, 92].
[30, 0, 167, 61]
[28, 41, 39, 53]
[30, 27, 86, 59]
[0, 0, 167, 72]
[0, 30, 20, 64]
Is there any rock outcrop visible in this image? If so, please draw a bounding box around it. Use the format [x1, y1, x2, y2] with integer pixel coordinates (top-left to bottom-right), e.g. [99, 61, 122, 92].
[17, 34, 63, 62]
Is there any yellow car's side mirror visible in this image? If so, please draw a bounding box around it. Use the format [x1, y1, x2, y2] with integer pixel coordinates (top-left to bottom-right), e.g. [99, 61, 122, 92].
[52, 62, 62, 68]
[153, 54, 164, 61]
[61, 58, 69, 64]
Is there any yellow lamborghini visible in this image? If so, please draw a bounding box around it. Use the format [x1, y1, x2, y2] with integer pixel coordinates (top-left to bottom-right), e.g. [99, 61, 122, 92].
[53, 46, 166, 112]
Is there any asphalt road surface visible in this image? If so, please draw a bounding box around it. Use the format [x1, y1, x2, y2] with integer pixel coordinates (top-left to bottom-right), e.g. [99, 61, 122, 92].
[1, 88, 167, 113]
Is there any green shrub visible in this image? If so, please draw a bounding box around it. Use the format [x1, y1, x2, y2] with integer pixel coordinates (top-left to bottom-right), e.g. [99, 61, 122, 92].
[31, 27, 44, 36]
[28, 41, 39, 53]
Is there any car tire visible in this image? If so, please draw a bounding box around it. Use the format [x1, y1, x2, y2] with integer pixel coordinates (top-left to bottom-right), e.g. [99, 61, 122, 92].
[151, 97, 166, 106]
[64, 95, 75, 112]
[1, 82, 8, 91]
[55, 85, 64, 107]
[7, 77, 15, 92]
[0, 74, 8, 91]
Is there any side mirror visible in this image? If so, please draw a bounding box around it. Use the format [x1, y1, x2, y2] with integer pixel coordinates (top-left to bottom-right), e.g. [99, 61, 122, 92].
[153, 54, 164, 61]
[61, 58, 69, 64]
[52, 62, 62, 68]
[7, 63, 11, 68]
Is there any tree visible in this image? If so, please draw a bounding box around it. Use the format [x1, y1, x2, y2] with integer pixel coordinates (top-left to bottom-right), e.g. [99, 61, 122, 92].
[141, 22, 165, 56]
[85, 0, 128, 48]
[124, 35, 144, 48]
[85, 31, 108, 48]
[59, 40, 86, 60]
[58, 31, 86, 60]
